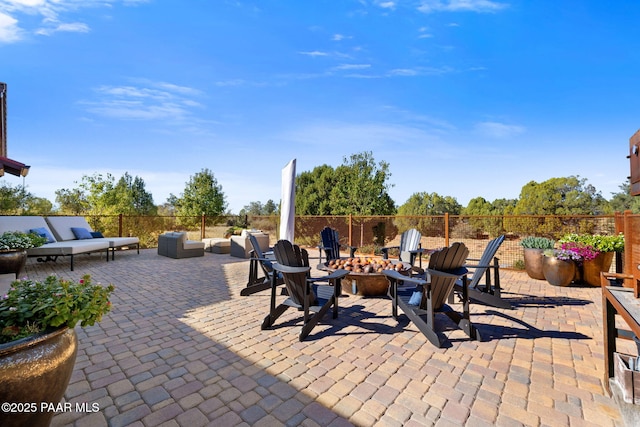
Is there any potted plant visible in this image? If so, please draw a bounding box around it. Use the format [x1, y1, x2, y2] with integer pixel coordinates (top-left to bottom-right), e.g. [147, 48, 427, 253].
[0, 274, 115, 427]
[542, 247, 583, 287]
[559, 233, 624, 286]
[520, 236, 555, 280]
[0, 231, 47, 279]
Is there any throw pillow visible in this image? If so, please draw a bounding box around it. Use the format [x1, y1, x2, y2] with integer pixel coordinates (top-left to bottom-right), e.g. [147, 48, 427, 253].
[71, 227, 94, 240]
[90, 231, 104, 238]
[29, 227, 56, 243]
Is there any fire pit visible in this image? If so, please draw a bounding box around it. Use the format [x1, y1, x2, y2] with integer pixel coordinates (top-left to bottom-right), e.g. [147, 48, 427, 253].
[323, 257, 410, 296]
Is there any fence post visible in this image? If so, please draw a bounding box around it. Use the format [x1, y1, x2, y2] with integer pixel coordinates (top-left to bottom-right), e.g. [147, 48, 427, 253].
[444, 213, 449, 247]
[623, 210, 633, 287]
[349, 214, 353, 247]
[201, 214, 206, 240]
[118, 214, 123, 237]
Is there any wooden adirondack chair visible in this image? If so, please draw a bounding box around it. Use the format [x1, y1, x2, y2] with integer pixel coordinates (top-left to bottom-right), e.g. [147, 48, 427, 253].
[261, 240, 349, 341]
[240, 234, 280, 296]
[381, 228, 424, 272]
[318, 227, 357, 263]
[453, 235, 511, 309]
[383, 242, 481, 348]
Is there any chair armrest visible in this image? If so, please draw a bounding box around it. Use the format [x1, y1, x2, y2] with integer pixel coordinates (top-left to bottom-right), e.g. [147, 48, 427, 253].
[427, 266, 469, 279]
[383, 269, 426, 286]
[272, 264, 311, 274]
[380, 246, 399, 259]
[309, 269, 350, 283]
[464, 263, 499, 269]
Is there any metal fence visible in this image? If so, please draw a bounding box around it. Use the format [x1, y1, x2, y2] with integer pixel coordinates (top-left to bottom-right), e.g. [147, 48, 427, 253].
[46, 213, 623, 269]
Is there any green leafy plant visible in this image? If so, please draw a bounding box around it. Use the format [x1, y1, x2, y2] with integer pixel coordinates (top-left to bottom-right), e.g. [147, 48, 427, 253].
[520, 236, 555, 250]
[0, 274, 115, 344]
[0, 231, 47, 251]
[559, 233, 624, 253]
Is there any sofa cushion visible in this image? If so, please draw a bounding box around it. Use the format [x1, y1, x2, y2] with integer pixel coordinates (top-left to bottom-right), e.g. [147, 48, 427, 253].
[30, 227, 56, 243]
[71, 227, 93, 240]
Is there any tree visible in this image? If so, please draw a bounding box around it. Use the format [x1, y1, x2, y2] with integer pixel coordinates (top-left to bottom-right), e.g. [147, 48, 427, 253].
[609, 181, 640, 213]
[112, 173, 157, 216]
[239, 200, 277, 216]
[24, 197, 53, 215]
[169, 168, 227, 226]
[330, 152, 395, 215]
[0, 182, 31, 214]
[396, 192, 462, 237]
[512, 176, 609, 216]
[295, 164, 338, 215]
[55, 188, 89, 215]
[398, 192, 462, 216]
[507, 176, 610, 237]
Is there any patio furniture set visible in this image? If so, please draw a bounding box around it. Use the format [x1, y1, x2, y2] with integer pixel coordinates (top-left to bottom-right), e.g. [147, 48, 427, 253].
[244, 226, 508, 348]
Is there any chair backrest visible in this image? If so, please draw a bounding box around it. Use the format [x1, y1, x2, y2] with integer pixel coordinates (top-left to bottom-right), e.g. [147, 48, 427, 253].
[273, 240, 312, 305]
[320, 227, 341, 261]
[468, 235, 505, 288]
[399, 228, 421, 263]
[426, 242, 469, 310]
[249, 233, 273, 275]
[248, 233, 266, 259]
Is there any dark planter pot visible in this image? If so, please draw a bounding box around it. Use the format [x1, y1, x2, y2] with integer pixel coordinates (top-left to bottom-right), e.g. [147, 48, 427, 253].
[543, 256, 576, 287]
[0, 328, 78, 427]
[0, 250, 27, 279]
[581, 252, 615, 287]
[523, 248, 546, 280]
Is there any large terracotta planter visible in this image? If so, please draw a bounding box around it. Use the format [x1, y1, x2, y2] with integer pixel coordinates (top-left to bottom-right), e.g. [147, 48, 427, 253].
[581, 252, 615, 287]
[543, 256, 576, 287]
[523, 248, 546, 280]
[0, 250, 27, 279]
[0, 328, 78, 427]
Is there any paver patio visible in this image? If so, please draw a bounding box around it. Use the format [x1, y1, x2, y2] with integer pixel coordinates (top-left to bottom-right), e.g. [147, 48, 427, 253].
[3, 248, 627, 426]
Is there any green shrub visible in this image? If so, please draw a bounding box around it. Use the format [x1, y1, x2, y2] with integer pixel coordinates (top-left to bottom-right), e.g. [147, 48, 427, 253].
[559, 233, 624, 252]
[520, 236, 555, 249]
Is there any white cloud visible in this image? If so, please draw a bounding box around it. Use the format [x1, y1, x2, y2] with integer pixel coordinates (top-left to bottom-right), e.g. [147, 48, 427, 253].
[0, 0, 148, 42]
[475, 121, 524, 138]
[0, 11, 21, 42]
[298, 50, 329, 57]
[35, 21, 89, 35]
[333, 63, 371, 70]
[81, 81, 204, 123]
[377, 1, 396, 9]
[418, 0, 508, 14]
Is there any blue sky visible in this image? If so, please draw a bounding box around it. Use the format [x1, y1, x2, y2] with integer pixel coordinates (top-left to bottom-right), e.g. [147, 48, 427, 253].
[1, 0, 638, 213]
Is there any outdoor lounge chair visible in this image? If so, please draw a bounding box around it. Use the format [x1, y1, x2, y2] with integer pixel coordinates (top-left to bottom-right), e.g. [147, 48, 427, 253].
[261, 240, 349, 341]
[381, 228, 424, 273]
[241, 233, 281, 296]
[383, 242, 481, 348]
[318, 226, 357, 264]
[452, 235, 511, 309]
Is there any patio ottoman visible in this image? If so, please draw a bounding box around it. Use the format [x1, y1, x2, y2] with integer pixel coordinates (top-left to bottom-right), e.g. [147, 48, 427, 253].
[203, 238, 231, 254]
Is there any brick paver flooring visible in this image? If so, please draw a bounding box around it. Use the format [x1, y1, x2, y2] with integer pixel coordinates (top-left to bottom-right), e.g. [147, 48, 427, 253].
[11, 249, 624, 426]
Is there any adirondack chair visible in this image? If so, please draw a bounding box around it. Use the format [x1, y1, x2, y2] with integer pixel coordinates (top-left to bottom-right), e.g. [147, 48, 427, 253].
[318, 227, 357, 263]
[240, 234, 280, 296]
[262, 240, 349, 341]
[452, 235, 511, 309]
[381, 228, 424, 272]
[383, 242, 481, 348]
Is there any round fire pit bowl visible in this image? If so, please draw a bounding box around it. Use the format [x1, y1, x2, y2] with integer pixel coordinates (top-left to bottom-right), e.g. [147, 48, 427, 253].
[322, 257, 410, 296]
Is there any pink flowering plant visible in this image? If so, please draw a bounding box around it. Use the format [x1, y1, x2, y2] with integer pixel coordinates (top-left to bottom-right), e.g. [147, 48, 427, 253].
[559, 242, 599, 263]
[0, 274, 115, 344]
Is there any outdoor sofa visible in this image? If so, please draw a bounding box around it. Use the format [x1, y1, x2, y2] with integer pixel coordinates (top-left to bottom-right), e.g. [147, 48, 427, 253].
[45, 216, 139, 261]
[0, 216, 139, 271]
[157, 232, 205, 259]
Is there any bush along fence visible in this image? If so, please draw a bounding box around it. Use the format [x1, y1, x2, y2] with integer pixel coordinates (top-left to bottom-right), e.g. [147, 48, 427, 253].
[35, 212, 630, 270]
